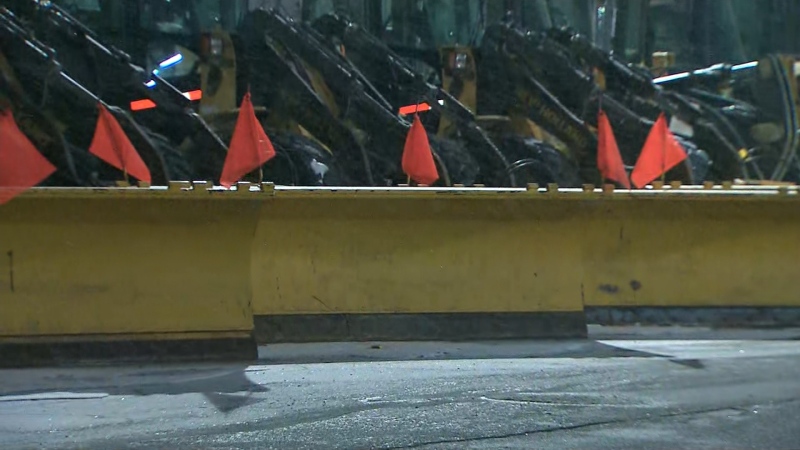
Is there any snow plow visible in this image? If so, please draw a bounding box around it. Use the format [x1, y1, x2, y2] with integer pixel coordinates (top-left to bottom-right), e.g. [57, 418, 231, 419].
[1, 0, 800, 366]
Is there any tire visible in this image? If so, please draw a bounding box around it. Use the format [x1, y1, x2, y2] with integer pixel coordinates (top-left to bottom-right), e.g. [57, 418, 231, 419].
[266, 131, 352, 186]
[499, 135, 583, 188]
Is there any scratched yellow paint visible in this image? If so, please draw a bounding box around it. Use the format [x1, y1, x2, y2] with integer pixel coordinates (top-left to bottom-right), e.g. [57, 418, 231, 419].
[0, 191, 258, 337]
[250, 188, 800, 314]
[1, 186, 800, 342]
[580, 197, 800, 308]
[251, 194, 587, 315]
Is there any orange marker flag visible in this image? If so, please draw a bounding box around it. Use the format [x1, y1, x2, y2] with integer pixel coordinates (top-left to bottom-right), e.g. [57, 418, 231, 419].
[0, 110, 57, 205]
[631, 113, 688, 189]
[220, 92, 276, 188]
[89, 103, 152, 183]
[401, 114, 438, 186]
[597, 110, 631, 189]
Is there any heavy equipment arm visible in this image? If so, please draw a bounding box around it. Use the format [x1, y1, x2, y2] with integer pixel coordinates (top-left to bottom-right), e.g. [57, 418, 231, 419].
[0, 7, 180, 185]
[495, 22, 753, 184]
[310, 13, 541, 188]
[549, 26, 750, 181]
[655, 57, 800, 181]
[0, 48, 80, 187]
[548, 26, 658, 100]
[236, 11, 381, 186]
[6, 0, 228, 182]
[8, 0, 358, 187]
[242, 8, 482, 186]
[601, 0, 800, 182]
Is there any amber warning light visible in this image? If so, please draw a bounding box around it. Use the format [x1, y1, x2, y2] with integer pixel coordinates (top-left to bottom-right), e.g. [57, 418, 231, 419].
[130, 89, 203, 111]
[398, 99, 446, 116]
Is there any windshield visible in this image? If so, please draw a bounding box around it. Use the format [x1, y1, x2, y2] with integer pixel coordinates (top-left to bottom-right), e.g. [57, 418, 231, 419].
[610, 0, 800, 71]
[646, 0, 746, 70]
[730, 0, 800, 60]
[374, 0, 483, 48]
[547, 0, 594, 36]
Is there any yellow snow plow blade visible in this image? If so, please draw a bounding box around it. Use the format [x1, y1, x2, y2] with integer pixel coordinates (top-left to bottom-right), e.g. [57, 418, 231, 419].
[250, 187, 588, 343]
[1, 184, 800, 365]
[0, 186, 260, 365]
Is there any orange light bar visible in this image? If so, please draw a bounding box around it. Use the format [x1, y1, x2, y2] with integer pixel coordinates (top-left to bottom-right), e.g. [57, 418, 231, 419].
[130, 99, 157, 111]
[184, 89, 203, 101]
[398, 102, 432, 116]
[129, 90, 204, 111]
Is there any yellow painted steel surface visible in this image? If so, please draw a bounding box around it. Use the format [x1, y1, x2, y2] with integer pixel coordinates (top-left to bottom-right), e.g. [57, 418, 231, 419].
[250, 185, 800, 316]
[580, 194, 800, 308]
[0, 188, 259, 339]
[1, 184, 799, 342]
[251, 192, 586, 315]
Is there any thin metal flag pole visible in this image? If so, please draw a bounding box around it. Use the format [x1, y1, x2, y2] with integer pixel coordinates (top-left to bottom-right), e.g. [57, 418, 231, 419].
[248, 89, 264, 185]
[100, 103, 129, 184]
[597, 94, 605, 187]
[407, 99, 423, 187]
[661, 115, 667, 184]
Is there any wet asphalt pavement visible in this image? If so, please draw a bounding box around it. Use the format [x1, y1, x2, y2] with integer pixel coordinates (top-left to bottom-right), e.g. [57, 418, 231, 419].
[2, 327, 800, 449]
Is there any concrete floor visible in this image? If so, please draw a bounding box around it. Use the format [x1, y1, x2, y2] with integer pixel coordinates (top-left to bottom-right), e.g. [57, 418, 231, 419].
[2, 327, 800, 449]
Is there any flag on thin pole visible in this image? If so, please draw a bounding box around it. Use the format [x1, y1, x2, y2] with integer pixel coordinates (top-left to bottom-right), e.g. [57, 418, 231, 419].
[89, 103, 152, 183]
[0, 109, 57, 205]
[631, 113, 688, 189]
[402, 114, 438, 186]
[597, 110, 631, 189]
[220, 92, 276, 188]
